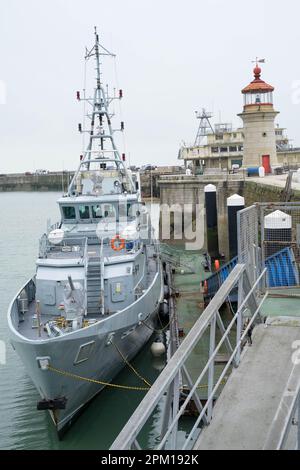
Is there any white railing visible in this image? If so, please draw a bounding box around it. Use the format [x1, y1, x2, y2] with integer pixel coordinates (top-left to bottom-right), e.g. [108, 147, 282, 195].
[39, 236, 88, 259]
[264, 368, 300, 450]
[276, 387, 300, 450]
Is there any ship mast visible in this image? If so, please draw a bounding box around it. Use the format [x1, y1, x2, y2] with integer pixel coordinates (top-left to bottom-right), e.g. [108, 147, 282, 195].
[68, 28, 135, 195]
[81, 26, 122, 162]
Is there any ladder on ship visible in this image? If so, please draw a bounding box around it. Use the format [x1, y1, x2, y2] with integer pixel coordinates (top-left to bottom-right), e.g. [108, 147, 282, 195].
[86, 239, 105, 315]
[86, 257, 102, 314]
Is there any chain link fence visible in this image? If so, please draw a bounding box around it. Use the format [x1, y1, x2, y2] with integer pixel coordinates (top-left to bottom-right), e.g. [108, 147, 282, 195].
[237, 203, 300, 291]
[260, 203, 300, 290]
[237, 205, 260, 286]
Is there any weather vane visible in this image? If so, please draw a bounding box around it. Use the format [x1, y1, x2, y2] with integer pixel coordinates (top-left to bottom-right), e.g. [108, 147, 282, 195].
[252, 57, 266, 66]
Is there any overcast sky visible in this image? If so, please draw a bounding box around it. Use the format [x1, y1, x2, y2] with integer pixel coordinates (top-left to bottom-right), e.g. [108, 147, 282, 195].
[1, 0, 300, 173]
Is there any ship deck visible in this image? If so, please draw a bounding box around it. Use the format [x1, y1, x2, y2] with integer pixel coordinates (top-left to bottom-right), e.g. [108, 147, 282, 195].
[17, 302, 111, 340]
[16, 243, 159, 341]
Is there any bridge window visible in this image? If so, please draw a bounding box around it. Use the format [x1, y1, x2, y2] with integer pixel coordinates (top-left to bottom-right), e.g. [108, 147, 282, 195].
[103, 204, 116, 219]
[63, 206, 76, 220]
[91, 203, 117, 220]
[79, 205, 90, 219]
[92, 205, 102, 219]
[127, 203, 141, 219]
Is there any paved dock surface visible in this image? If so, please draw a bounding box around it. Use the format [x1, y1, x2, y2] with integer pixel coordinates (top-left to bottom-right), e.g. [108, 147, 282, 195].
[251, 174, 300, 191]
[194, 321, 300, 450]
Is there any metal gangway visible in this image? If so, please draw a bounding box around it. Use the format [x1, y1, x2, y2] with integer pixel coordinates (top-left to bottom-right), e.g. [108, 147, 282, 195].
[111, 264, 268, 450]
[111, 203, 300, 450]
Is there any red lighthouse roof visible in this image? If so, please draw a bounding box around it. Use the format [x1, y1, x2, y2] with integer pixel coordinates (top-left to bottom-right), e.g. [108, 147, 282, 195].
[242, 65, 274, 94]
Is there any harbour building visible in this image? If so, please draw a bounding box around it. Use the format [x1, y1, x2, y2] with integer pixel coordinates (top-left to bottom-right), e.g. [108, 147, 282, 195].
[179, 64, 300, 173]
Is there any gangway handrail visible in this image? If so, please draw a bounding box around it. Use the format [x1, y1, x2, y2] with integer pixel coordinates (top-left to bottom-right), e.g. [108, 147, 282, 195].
[276, 384, 300, 450]
[264, 363, 300, 450]
[110, 263, 267, 450]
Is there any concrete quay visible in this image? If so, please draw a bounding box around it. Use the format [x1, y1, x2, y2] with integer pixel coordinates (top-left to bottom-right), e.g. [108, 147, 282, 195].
[195, 319, 300, 450]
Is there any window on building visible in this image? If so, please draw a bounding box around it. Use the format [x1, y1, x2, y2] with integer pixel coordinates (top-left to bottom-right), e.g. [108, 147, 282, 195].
[211, 147, 219, 153]
[79, 205, 90, 219]
[233, 133, 237, 138]
[62, 206, 76, 220]
[215, 134, 223, 140]
[231, 159, 242, 167]
[229, 146, 238, 152]
[220, 147, 228, 152]
[238, 145, 243, 151]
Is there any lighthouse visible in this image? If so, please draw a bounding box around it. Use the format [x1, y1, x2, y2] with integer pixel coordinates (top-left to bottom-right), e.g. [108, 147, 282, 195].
[238, 62, 279, 172]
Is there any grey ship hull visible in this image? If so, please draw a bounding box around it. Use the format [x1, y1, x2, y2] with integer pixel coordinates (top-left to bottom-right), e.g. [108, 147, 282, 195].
[8, 269, 163, 436]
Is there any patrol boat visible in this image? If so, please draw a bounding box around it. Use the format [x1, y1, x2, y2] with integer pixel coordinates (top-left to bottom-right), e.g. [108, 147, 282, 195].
[8, 29, 163, 436]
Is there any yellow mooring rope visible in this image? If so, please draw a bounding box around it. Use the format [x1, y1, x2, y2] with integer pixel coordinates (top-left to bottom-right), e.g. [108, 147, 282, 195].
[47, 364, 226, 392]
[47, 365, 150, 391]
[111, 340, 152, 388]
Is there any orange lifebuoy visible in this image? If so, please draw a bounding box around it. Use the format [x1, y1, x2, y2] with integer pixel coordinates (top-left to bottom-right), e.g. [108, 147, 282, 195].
[111, 235, 125, 251]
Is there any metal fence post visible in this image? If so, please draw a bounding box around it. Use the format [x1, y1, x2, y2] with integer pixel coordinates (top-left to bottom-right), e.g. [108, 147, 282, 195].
[160, 382, 173, 446]
[297, 392, 300, 450]
[235, 273, 244, 366]
[237, 210, 242, 264]
[170, 370, 180, 449]
[259, 204, 266, 292]
[207, 312, 216, 423]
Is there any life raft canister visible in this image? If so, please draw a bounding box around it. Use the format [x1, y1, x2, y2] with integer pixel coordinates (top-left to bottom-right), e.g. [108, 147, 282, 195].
[111, 235, 125, 251]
